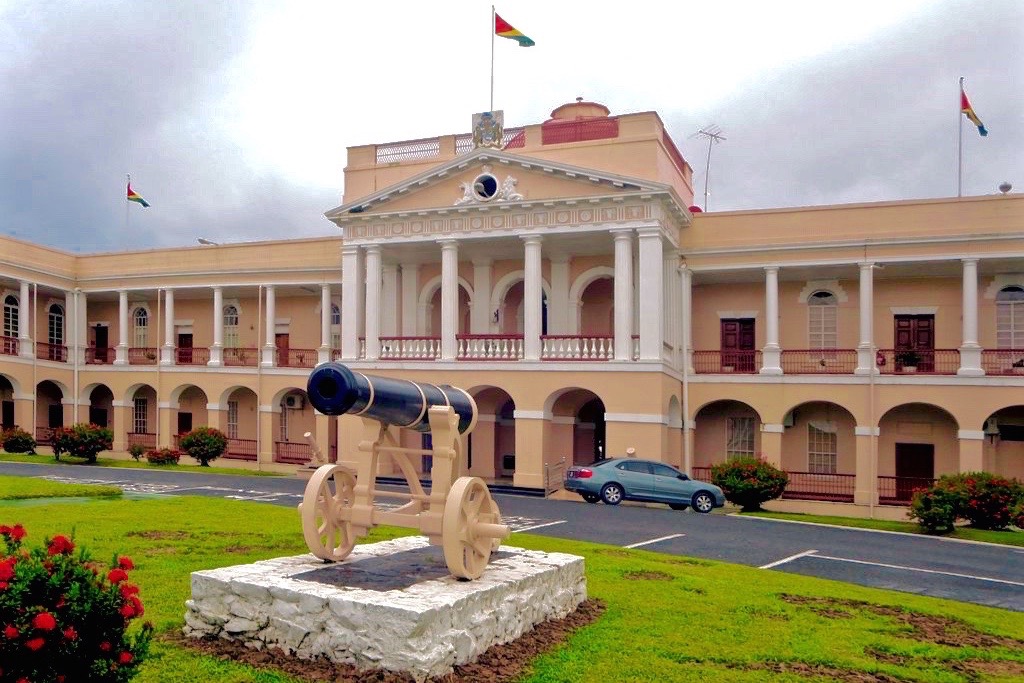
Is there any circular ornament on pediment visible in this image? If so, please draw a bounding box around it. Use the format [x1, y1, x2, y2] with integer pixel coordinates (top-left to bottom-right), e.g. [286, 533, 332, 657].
[579, 209, 593, 222]
[471, 172, 499, 201]
[555, 210, 572, 224]
[470, 216, 484, 229]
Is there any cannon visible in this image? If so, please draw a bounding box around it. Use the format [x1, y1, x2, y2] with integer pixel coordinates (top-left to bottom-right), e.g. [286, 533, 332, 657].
[298, 363, 510, 579]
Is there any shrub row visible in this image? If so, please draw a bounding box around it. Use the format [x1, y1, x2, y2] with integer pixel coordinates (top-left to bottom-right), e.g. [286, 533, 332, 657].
[910, 472, 1024, 533]
[0, 428, 36, 454]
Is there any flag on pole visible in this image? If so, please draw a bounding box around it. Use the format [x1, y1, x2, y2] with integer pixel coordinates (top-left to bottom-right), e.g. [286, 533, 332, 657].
[960, 86, 988, 137]
[495, 13, 535, 47]
[127, 182, 150, 207]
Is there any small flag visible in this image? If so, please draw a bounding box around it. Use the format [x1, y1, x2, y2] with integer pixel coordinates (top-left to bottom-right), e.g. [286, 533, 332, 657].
[127, 182, 150, 207]
[960, 86, 988, 137]
[495, 13, 535, 47]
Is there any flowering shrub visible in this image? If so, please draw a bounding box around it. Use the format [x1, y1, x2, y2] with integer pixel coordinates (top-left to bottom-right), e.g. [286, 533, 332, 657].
[127, 444, 145, 462]
[51, 423, 114, 463]
[0, 524, 153, 681]
[144, 448, 181, 465]
[178, 426, 228, 467]
[710, 457, 789, 512]
[1011, 499, 1024, 530]
[909, 472, 1024, 532]
[1, 428, 36, 454]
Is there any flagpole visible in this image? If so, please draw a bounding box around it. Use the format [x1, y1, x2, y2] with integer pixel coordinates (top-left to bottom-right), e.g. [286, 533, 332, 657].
[490, 5, 495, 111]
[126, 173, 131, 232]
[957, 77, 964, 198]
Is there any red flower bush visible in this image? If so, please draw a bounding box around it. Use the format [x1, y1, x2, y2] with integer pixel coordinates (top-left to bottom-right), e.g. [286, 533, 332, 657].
[710, 457, 789, 512]
[910, 472, 1024, 532]
[50, 423, 114, 463]
[0, 524, 152, 682]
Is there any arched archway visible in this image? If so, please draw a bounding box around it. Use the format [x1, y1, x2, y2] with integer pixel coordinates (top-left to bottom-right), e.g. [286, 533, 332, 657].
[35, 380, 65, 444]
[489, 271, 551, 335]
[469, 386, 516, 479]
[418, 275, 473, 336]
[274, 388, 313, 464]
[85, 384, 114, 429]
[692, 400, 763, 471]
[547, 388, 606, 465]
[172, 385, 209, 441]
[125, 384, 157, 449]
[223, 387, 259, 460]
[878, 403, 958, 503]
[0, 375, 16, 430]
[575, 275, 614, 336]
[979, 405, 1024, 480]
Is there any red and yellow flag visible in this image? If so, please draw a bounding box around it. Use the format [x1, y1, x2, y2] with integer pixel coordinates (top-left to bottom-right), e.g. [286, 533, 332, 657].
[495, 13, 534, 47]
[960, 86, 988, 137]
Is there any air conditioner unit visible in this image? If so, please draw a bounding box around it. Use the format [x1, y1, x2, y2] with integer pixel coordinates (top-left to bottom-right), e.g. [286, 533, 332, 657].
[284, 395, 304, 409]
[782, 410, 795, 428]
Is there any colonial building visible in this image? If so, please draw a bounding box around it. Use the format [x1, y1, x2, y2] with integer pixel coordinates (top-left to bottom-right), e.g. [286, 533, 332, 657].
[1, 99, 1022, 516]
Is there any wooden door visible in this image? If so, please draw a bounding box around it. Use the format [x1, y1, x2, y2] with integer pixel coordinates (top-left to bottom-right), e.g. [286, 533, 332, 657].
[894, 315, 935, 371]
[894, 443, 935, 501]
[177, 333, 193, 364]
[47, 404, 63, 429]
[88, 407, 107, 428]
[177, 412, 193, 436]
[276, 333, 289, 367]
[1, 400, 13, 430]
[94, 326, 109, 363]
[721, 319, 755, 371]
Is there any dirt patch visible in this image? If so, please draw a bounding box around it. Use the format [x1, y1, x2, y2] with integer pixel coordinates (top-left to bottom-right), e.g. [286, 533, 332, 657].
[731, 661, 904, 682]
[781, 595, 1024, 649]
[127, 530, 191, 540]
[867, 646, 1024, 681]
[223, 545, 254, 554]
[623, 570, 673, 581]
[595, 549, 633, 558]
[165, 598, 605, 682]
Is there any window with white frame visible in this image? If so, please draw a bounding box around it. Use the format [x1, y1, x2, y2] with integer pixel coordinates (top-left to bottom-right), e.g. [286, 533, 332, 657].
[3, 295, 18, 339]
[807, 423, 837, 473]
[331, 304, 341, 350]
[133, 307, 148, 347]
[227, 400, 239, 439]
[279, 406, 288, 442]
[132, 397, 148, 433]
[48, 304, 64, 345]
[726, 417, 755, 460]
[223, 305, 240, 348]
[808, 291, 837, 349]
[996, 286, 1024, 349]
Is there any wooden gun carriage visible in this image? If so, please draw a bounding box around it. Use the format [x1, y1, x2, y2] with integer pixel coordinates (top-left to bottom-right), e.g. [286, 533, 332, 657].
[299, 363, 509, 579]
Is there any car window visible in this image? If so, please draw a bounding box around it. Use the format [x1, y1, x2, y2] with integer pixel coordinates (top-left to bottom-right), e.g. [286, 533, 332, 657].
[651, 464, 680, 478]
[617, 461, 652, 474]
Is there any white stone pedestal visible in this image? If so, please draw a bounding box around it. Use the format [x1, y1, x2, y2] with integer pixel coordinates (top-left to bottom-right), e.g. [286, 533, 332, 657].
[183, 536, 586, 682]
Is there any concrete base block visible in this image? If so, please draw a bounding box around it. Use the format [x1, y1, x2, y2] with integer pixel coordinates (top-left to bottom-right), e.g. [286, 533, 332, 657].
[184, 536, 586, 681]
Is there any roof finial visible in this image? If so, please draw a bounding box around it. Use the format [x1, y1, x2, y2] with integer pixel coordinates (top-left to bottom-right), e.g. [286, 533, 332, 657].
[576, 96, 583, 102]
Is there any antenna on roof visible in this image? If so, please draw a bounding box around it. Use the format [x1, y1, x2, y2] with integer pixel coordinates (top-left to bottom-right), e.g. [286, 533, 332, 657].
[690, 125, 726, 211]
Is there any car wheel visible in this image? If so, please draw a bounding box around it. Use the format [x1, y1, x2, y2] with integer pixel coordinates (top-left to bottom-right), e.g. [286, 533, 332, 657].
[600, 483, 624, 506]
[691, 491, 715, 514]
[582, 493, 600, 504]
[669, 503, 688, 511]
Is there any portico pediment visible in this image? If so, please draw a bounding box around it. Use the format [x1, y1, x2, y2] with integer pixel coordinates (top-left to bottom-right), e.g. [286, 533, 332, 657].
[325, 149, 681, 224]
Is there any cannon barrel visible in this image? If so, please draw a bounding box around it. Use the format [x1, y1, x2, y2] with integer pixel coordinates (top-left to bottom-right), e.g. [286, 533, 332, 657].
[306, 362, 477, 435]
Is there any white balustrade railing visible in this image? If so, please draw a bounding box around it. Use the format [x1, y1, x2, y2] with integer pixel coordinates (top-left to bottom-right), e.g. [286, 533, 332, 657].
[379, 337, 441, 360]
[457, 335, 524, 360]
[540, 335, 614, 360]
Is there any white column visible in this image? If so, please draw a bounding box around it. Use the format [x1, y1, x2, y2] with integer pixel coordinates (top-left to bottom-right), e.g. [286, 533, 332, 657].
[114, 290, 129, 365]
[76, 291, 88, 364]
[160, 289, 175, 365]
[549, 255, 570, 334]
[208, 286, 224, 366]
[401, 264, 419, 336]
[364, 245, 382, 360]
[471, 259, 492, 334]
[637, 228, 663, 361]
[440, 240, 459, 360]
[318, 283, 331, 364]
[612, 229, 634, 361]
[341, 246, 361, 360]
[958, 258, 984, 375]
[523, 235, 543, 360]
[681, 266, 694, 373]
[65, 290, 77, 363]
[855, 263, 877, 374]
[18, 281, 31, 358]
[760, 266, 783, 374]
[381, 264, 399, 337]
[261, 286, 276, 367]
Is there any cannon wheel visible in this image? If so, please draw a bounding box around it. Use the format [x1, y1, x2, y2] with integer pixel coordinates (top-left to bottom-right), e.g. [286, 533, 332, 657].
[300, 465, 357, 562]
[443, 476, 502, 580]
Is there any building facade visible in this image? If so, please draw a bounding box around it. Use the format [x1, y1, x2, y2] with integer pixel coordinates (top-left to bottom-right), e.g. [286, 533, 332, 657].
[2, 99, 1022, 516]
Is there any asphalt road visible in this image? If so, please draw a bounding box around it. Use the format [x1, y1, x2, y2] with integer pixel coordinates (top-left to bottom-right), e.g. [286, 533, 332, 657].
[1, 462, 1022, 612]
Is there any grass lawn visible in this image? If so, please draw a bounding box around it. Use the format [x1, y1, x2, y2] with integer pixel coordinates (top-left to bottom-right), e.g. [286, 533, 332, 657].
[0, 452, 283, 477]
[2, 496, 1022, 682]
[0, 474, 123, 499]
[747, 510, 1024, 548]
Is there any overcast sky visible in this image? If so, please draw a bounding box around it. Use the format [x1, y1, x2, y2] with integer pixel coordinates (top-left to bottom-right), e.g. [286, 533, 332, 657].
[1, 0, 1020, 253]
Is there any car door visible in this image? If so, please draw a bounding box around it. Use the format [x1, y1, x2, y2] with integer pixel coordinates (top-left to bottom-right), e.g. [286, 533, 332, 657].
[651, 463, 694, 503]
[613, 461, 654, 499]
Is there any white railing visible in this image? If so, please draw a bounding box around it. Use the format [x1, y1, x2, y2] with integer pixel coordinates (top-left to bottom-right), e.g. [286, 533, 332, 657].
[457, 335, 524, 360]
[540, 335, 614, 361]
[379, 337, 441, 360]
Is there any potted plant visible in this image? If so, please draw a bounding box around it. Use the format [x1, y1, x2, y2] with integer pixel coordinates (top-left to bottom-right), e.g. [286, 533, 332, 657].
[896, 349, 921, 372]
[1012, 358, 1024, 374]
